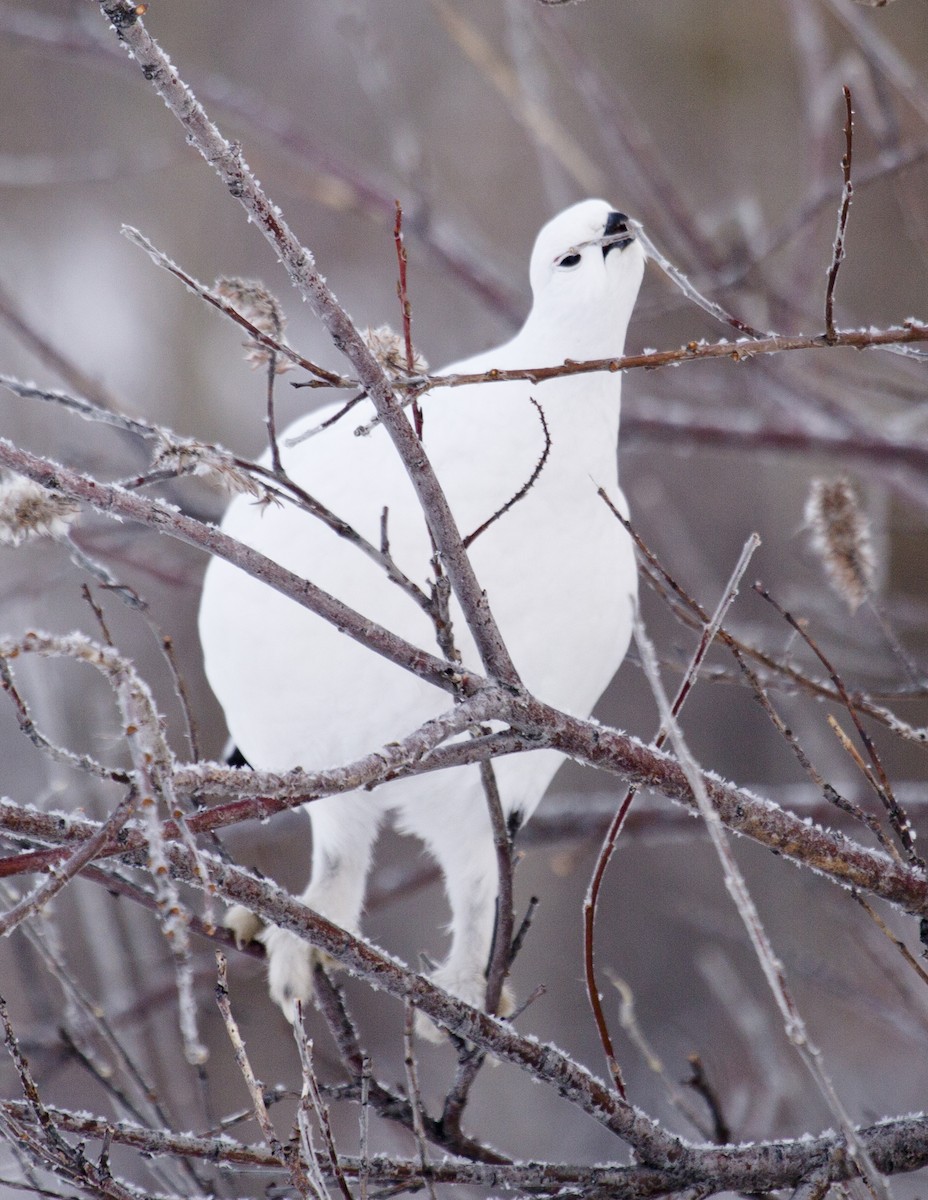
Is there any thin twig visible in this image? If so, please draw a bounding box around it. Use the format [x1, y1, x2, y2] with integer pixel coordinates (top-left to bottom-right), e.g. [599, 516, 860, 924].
[265, 342, 283, 475]
[631, 611, 891, 1200]
[609, 974, 711, 1139]
[0, 787, 137, 938]
[394, 200, 422, 440]
[853, 891, 928, 989]
[1, 997, 140, 1200]
[481, 757, 515, 1020]
[684, 1055, 730, 1145]
[827, 715, 905, 865]
[358, 1055, 371, 1200]
[463, 396, 552, 549]
[143, 617, 202, 764]
[123, 225, 349, 387]
[403, 1003, 437, 1200]
[620, 516, 908, 858]
[825, 86, 855, 341]
[0, 650, 127, 782]
[584, 501, 759, 1094]
[310, 964, 507, 1163]
[216, 952, 314, 1197]
[293, 1006, 353, 1200]
[632, 224, 765, 338]
[755, 583, 923, 870]
[437, 754, 516, 1138]
[617, 501, 928, 744]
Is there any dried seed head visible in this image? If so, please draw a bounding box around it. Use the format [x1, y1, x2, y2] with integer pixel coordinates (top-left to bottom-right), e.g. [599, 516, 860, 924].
[804, 476, 875, 612]
[214, 276, 292, 372]
[363, 324, 428, 377]
[152, 435, 268, 499]
[0, 476, 81, 546]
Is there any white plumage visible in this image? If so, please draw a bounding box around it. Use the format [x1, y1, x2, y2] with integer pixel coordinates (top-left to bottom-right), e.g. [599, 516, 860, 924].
[199, 198, 645, 1024]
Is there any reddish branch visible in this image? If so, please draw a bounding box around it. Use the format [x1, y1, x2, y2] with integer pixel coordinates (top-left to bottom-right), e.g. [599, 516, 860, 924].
[424, 321, 928, 392]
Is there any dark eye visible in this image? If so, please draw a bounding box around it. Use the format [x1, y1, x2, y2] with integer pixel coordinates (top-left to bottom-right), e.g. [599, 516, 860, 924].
[557, 252, 581, 269]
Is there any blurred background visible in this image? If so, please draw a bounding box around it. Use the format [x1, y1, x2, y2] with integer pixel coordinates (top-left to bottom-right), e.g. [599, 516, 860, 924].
[0, 0, 927, 1195]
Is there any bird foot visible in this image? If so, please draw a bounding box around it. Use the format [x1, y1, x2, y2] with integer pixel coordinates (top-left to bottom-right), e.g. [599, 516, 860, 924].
[224, 903, 265, 949]
[415, 965, 515, 1043]
[224, 908, 340, 1021]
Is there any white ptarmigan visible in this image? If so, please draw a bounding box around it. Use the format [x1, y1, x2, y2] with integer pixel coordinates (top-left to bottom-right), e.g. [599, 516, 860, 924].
[199, 199, 645, 1026]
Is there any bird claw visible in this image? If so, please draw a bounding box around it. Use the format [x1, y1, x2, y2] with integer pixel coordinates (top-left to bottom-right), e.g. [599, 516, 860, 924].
[260, 925, 349, 1020]
[415, 965, 515, 1042]
[224, 903, 265, 950]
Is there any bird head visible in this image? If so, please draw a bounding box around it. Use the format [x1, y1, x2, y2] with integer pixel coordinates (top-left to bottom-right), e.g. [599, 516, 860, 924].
[526, 198, 645, 360]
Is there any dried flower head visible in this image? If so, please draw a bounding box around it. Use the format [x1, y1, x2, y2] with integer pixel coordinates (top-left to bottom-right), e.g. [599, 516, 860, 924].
[0, 475, 81, 547]
[214, 276, 292, 372]
[363, 324, 428, 378]
[804, 476, 875, 612]
[152, 435, 268, 500]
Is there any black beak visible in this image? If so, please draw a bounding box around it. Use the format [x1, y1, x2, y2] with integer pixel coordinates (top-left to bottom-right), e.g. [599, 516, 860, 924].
[603, 211, 634, 257]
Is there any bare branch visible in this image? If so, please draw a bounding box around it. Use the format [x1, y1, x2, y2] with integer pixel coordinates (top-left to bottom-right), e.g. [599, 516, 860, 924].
[97, 0, 520, 688]
[123, 226, 350, 388]
[5, 1095, 928, 1195]
[631, 611, 890, 1200]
